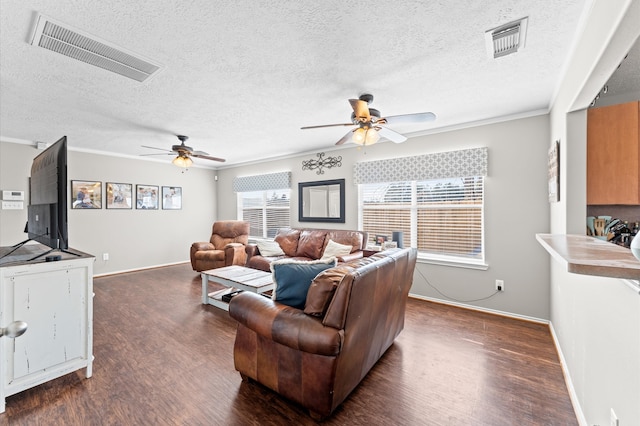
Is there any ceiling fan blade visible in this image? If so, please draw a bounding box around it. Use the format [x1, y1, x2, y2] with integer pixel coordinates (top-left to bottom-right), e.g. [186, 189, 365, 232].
[141, 145, 172, 153]
[383, 112, 436, 126]
[140, 153, 174, 156]
[377, 126, 407, 143]
[191, 150, 210, 156]
[301, 122, 354, 129]
[335, 129, 355, 145]
[192, 153, 226, 162]
[349, 99, 370, 121]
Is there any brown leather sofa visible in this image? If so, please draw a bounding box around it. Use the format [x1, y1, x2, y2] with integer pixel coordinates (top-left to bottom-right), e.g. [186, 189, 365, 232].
[245, 227, 368, 272]
[228, 247, 418, 419]
[190, 221, 250, 272]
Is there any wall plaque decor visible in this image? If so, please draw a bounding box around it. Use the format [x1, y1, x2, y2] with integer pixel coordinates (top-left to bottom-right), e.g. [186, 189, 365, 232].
[548, 140, 560, 203]
[302, 152, 342, 175]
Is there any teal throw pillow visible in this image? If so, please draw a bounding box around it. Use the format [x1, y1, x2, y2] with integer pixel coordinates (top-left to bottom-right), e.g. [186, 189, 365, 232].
[271, 258, 336, 309]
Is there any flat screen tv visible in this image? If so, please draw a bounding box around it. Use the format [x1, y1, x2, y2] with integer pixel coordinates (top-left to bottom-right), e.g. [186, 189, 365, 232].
[27, 136, 69, 251]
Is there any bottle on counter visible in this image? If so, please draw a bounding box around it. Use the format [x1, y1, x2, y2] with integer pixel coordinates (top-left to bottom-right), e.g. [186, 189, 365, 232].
[620, 221, 631, 247]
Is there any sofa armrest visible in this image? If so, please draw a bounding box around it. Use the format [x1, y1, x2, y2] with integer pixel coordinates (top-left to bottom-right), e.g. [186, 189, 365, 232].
[229, 292, 343, 356]
[225, 243, 247, 266]
[245, 243, 259, 262]
[337, 251, 364, 263]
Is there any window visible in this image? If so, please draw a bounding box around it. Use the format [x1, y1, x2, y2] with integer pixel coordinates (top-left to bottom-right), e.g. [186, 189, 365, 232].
[238, 189, 290, 238]
[360, 177, 484, 264]
[233, 171, 292, 239]
[355, 147, 488, 267]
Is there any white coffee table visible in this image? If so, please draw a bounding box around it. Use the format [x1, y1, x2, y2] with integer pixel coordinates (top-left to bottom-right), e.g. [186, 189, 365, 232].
[201, 265, 274, 311]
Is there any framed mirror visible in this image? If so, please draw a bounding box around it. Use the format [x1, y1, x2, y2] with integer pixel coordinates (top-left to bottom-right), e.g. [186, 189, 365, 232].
[298, 179, 345, 223]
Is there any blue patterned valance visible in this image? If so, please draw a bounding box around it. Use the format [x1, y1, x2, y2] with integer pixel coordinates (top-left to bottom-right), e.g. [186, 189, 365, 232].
[353, 147, 488, 184]
[233, 171, 291, 192]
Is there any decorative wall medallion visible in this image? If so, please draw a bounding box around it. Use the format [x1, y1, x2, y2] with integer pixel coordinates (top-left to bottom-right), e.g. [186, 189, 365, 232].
[302, 152, 342, 175]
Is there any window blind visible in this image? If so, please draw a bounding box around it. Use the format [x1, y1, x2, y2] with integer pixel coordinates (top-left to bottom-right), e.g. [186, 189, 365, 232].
[234, 171, 292, 238]
[358, 149, 486, 265]
[239, 189, 290, 238]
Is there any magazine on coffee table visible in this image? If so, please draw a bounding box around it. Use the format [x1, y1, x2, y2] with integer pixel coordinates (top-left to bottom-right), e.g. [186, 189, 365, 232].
[208, 287, 236, 300]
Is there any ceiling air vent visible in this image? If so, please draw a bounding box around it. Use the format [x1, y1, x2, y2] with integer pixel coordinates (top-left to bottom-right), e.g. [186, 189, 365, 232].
[485, 17, 528, 59]
[30, 14, 162, 82]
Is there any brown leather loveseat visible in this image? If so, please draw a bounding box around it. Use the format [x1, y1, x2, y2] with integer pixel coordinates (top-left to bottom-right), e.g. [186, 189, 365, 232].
[245, 227, 368, 272]
[228, 247, 418, 419]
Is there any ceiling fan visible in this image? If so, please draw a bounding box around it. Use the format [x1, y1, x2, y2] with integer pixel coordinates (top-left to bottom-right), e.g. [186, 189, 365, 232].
[301, 94, 436, 146]
[141, 135, 225, 168]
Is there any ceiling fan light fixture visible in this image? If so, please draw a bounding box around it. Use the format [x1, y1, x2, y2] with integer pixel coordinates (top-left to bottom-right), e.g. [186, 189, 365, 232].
[365, 128, 380, 145]
[172, 155, 192, 168]
[352, 127, 380, 145]
[352, 128, 366, 145]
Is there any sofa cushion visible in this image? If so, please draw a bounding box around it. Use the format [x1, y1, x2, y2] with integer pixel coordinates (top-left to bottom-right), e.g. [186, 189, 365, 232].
[295, 229, 327, 259]
[321, 239, 352, 261]
[255, 239, 285, 257]
[271, 258, 337, 309]
[304, 265, 350, 317]
[274, 228, 301, 257]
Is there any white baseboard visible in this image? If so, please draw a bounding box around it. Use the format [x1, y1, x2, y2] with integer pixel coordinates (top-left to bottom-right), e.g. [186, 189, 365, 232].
[93, 260, 191, 278]
[408, 293, 548, 324]
[548, 322, 588, 426]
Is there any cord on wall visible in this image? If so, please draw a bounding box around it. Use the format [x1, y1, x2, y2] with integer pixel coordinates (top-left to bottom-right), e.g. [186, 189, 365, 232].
[414, 266, 500, 303]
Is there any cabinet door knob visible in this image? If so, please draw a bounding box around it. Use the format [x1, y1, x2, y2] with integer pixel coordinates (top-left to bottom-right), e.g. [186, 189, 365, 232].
[0, 321, 28, 338]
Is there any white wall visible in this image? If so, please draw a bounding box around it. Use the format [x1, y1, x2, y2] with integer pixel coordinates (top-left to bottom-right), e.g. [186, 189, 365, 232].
[548, 1, 640, 425]
[217, 114, 552, 320]
[0, 140, 218, 275]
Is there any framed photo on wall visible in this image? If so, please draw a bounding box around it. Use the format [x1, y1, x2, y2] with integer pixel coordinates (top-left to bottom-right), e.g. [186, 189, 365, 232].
[106, 182, 132, 209]
[162, 186, 182, 210]
[71, 180, 102, 209]
[136, 184, 159, 209]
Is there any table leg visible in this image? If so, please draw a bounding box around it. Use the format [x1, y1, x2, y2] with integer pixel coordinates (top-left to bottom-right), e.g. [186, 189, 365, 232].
[201, 273, 208, 304]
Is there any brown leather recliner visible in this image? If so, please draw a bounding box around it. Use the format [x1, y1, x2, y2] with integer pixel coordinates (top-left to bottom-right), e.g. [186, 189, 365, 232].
[190, 221, 250, 272]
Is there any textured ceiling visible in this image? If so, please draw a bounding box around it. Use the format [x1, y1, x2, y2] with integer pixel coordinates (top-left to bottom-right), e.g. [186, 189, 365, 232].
[0, 0, 631, 168]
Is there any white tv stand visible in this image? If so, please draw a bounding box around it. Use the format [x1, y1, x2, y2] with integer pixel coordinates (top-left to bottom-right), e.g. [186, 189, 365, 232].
[0, 244, 94, 413]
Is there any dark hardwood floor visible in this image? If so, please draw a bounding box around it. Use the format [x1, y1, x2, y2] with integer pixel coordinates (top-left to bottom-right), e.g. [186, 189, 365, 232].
[1, 263, 577, 425]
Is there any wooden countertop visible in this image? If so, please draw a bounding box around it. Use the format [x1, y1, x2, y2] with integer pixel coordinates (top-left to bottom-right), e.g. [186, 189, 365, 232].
[536, 234, 640, 280]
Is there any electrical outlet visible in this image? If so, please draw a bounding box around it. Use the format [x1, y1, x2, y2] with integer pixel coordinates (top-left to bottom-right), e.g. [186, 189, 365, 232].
[495, 279, 504, 291]
[610, 408, 619, 426]
[103, 253, 109, 261]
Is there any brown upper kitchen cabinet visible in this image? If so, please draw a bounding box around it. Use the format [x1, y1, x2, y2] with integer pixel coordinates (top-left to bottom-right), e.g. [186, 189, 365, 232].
[587, 101, 640, 205]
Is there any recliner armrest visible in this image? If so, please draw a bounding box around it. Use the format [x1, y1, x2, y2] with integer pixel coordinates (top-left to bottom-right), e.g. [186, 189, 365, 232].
[229, 292, 343, 356]
[225, 243, 247, 266]
[192, 242, 214, 251]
